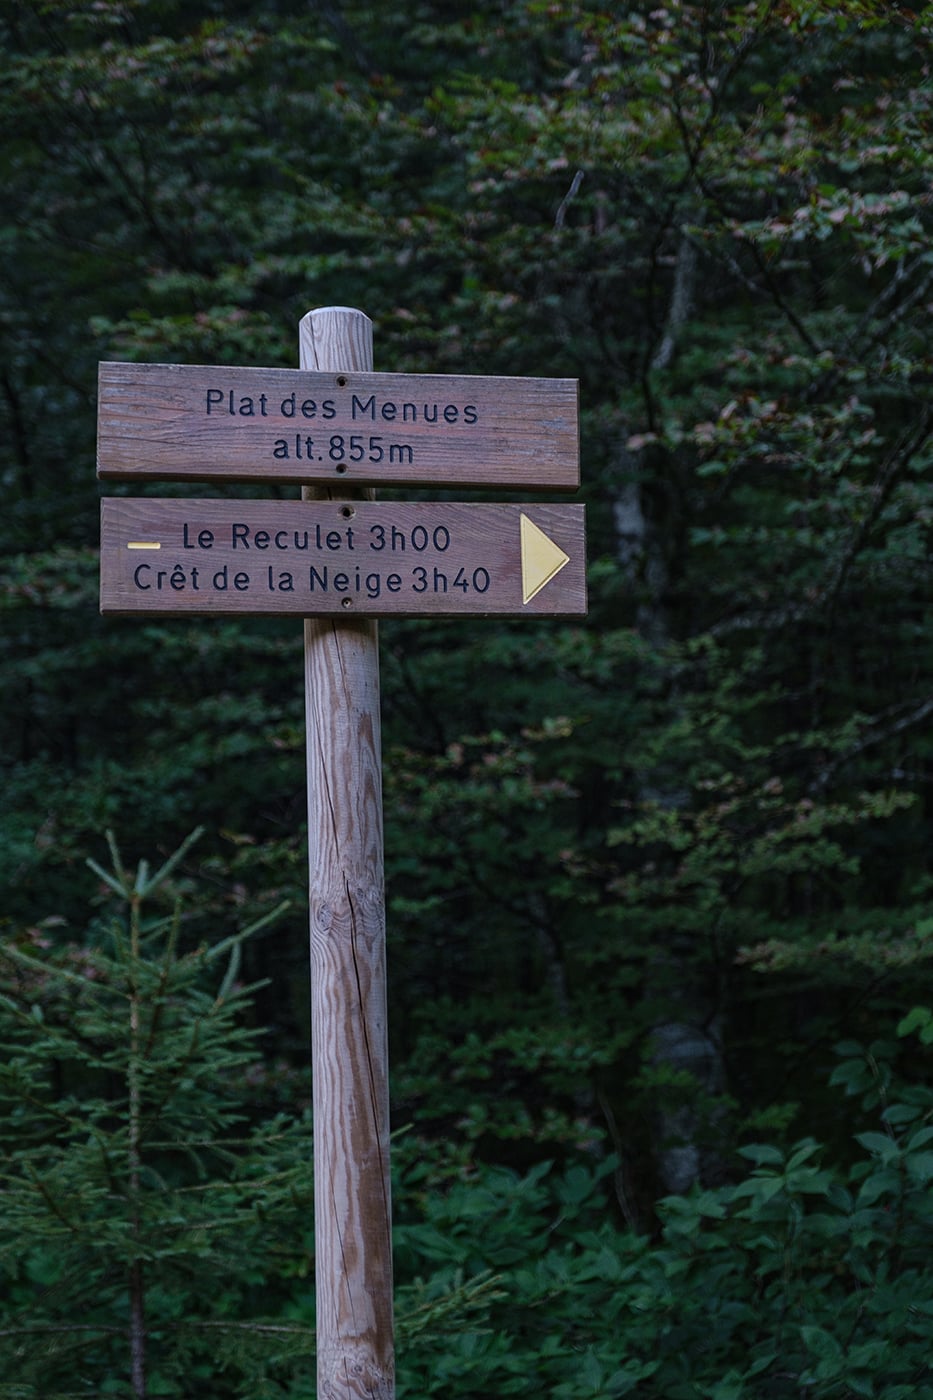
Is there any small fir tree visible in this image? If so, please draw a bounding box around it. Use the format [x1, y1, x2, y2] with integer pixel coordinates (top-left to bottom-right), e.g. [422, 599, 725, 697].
[0, 831, 315, 1399]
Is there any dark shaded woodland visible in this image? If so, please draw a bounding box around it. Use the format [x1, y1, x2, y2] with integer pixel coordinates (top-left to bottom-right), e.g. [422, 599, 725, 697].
[1, 2, 932, 1395]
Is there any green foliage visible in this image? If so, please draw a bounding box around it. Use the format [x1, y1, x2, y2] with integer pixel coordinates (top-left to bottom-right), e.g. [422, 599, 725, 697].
[3, 845, 932, 1397]
[0, 833, 314, 1397]
[393, 1037, 933, 1397]
[2, 0, 933, 1388]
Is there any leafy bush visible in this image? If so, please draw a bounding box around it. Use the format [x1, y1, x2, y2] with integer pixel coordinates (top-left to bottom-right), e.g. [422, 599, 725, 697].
[394, 1033, 933, 1398]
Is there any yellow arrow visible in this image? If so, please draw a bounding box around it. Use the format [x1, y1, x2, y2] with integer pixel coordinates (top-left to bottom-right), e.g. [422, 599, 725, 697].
[521, 513, 570, 604]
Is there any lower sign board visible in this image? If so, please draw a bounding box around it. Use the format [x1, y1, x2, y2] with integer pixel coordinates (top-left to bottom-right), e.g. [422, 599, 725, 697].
[100, 499, 586, 618]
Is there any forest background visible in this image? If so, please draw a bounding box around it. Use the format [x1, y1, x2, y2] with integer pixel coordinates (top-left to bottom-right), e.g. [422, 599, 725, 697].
[1, 1, 932, 1397]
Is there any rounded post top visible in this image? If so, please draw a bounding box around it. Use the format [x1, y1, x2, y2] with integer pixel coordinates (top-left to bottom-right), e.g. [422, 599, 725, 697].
[304, 306, 371, 318]
[299, 308, 373, 374]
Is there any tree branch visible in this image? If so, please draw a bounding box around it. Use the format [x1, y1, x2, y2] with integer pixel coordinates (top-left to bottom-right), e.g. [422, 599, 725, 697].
[554, 169, 585, 230]
[809, 695, 933, 795]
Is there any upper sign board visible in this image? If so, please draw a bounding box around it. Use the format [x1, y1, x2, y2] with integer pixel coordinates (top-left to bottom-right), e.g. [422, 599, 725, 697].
[97, 362, 579, 490]
[99, 498, 586, 618]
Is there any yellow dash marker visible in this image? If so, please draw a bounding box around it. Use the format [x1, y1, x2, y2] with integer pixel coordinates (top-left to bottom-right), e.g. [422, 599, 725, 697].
[520, 513, 570, 605]
[127, 541, 162, 550]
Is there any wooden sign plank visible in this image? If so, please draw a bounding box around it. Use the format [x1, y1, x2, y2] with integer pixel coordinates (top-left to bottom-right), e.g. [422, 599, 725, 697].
[100, 498, 587, 617]
[97, 361, 579, 489]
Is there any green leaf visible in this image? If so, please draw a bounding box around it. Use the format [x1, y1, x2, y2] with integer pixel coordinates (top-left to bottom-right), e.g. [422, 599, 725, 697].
[897, 1006, 932, 1038]
[736, 1143, 784, 1167]
[905, 1151, 933, 1183]
[800, 1325, 843, 1363]
[855, 1131, 899, 1160]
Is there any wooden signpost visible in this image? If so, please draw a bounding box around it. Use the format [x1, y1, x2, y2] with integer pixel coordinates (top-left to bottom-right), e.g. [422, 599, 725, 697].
[96, 307, 585, 1400]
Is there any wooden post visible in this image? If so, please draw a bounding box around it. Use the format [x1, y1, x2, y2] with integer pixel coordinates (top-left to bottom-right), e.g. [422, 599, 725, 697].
[300, 307, 394, 1399]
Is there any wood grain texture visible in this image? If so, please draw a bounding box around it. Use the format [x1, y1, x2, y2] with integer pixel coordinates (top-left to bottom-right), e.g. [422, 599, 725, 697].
[98, 498, 588, 617]
[95, 359, 579, 489]
[301, 309, 395, 1400]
